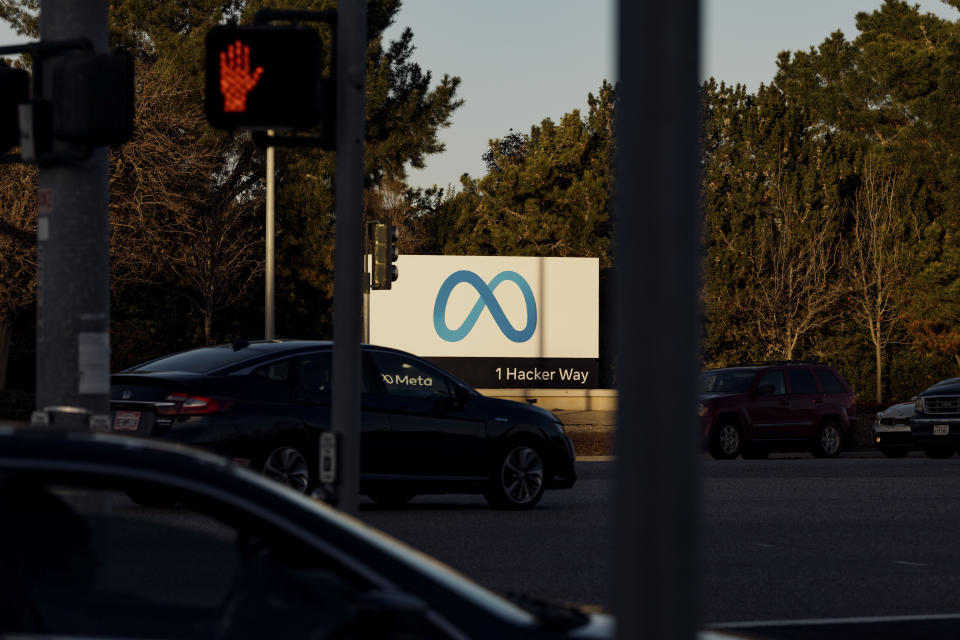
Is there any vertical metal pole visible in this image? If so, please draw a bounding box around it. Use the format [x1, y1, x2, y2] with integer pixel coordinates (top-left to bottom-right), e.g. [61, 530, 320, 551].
[33, 0, 111, 433]
[331, 0, 365, 515]
[613, 1, 700, 639]
[265, 129, 275, 340]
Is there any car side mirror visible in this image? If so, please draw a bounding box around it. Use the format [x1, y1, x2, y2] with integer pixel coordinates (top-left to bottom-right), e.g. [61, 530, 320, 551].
[755, 383, 775, 395]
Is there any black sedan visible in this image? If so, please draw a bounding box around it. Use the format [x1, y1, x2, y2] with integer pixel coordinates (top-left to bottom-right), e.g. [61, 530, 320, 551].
[0, 429, 609, 639]
[110, 340, 576, 509]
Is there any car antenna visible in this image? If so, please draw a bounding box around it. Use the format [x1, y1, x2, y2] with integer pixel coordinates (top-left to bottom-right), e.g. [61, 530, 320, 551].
[231, 338, 250, 351]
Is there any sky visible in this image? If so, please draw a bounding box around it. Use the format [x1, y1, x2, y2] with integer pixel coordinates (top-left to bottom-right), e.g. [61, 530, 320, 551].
[1, 2, 957, 192]
[389, 0, 959, 192]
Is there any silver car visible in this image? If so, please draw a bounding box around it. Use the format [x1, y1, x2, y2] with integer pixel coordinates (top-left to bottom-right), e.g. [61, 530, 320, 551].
[872, 402, 914, 458]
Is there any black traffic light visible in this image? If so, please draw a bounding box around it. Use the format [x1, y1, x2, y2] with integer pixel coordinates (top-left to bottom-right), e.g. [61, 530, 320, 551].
[0, 63, 29, 154]
[369, 219, 399, 290]
[205, 25, 325, 131]
[51, 49, 133, 146]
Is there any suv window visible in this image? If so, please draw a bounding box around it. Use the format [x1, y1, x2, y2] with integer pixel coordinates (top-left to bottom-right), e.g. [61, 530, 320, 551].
[697, 370, 757, 393]
[788, 369, 819, 394]
[757, 370, 786, 394]
[814, 369, 846, 393]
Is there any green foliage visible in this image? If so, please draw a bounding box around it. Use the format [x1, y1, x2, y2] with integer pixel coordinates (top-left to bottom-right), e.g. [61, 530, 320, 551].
[701, 0, 960, 400]
[0, 0, 463, 391]
[436, 81, 614, 266]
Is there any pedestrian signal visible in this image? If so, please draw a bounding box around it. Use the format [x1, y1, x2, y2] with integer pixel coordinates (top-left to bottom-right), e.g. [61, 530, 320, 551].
[205, 25, 323, 131]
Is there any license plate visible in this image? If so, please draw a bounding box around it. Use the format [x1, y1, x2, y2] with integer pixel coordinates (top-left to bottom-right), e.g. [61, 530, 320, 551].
[934, 424, 950, 436]
[113, 411, 141, 431]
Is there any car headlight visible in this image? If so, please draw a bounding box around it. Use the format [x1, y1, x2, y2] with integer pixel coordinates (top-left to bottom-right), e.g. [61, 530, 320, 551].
[914, 397, 924, 413]
[697, 403, 708, 417]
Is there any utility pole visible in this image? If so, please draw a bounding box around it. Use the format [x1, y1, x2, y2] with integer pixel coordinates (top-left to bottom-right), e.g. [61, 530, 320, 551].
[330, 0, 365, 515]
[265, 129, 275, 340]
[33, 0, 111, 432]
[613, 1, 700, 639]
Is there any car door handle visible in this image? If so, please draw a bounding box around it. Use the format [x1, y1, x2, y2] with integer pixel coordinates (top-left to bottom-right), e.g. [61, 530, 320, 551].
[813, 400, 824, 404]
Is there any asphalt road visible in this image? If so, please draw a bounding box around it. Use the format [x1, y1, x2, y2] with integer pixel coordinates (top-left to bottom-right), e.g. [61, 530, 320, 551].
[360, 454, 960, 635]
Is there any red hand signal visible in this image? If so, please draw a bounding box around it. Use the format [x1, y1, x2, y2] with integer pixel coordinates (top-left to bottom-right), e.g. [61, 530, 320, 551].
[219, 40, 264, 113]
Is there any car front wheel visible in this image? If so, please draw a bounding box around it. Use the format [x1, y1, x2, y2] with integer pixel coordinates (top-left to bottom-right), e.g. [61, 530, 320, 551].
[810, 420, 842, 458]
[709, 422, 742, 460]
[485, 443, 545, 510]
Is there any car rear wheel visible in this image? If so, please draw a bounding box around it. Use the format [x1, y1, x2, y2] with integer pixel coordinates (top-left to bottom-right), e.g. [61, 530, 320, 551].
[258, 443, 312, 493]
[709, 422, 742, 460]
[485, 443, 545, 510]
[879, 448, 909, 459]
[810, 420, 842, 458]
[922, 444, 955, 459]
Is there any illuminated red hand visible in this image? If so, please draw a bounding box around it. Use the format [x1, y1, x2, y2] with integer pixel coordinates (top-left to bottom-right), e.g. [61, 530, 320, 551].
[219, 40, 264, 113]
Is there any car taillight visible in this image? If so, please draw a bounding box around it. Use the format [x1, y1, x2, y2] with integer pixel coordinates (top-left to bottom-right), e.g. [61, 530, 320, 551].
[157, 393, 235, 416]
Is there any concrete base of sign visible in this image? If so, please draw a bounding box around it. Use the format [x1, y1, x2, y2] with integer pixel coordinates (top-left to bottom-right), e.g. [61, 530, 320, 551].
[476, 388, 617, 412]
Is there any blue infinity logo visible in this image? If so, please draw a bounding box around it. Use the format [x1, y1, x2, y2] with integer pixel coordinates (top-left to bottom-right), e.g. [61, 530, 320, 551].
[433, 270, 537, 343]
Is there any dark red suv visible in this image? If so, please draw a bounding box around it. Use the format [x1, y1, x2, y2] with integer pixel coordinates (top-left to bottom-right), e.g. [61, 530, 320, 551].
[698, 362, 857, 459]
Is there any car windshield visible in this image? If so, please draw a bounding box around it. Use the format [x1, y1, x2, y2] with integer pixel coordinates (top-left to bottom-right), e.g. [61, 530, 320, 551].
[697, 370, 757, 393]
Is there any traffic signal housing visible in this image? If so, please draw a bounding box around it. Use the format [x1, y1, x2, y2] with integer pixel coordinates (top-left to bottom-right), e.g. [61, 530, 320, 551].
[369, 219, 399, 290]
[52, 50, 133, 146]
[0, 64, 29, 154]
[205, 25, 325, 131]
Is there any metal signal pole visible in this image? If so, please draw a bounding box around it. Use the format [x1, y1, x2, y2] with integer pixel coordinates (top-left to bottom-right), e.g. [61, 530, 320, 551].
[614, 1, 701, 639]
[265, 129, 275, 340]
[33, 0, 111, 432]
[331, 0, 366, 515]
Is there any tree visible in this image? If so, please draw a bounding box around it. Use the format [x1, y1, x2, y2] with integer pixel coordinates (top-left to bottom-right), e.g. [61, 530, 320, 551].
[734, 169, 843, 361]
[701, 81, 850, 364]
[109, 62, 264, 344]
[773, 1, 960, 379]
[438, 81, 615, 266]
[847, 155, 914, 403]
[0, 0, 464, 361]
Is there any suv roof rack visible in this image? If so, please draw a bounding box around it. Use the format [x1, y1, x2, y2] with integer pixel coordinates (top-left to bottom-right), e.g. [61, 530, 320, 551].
[734, 360, 821, 367]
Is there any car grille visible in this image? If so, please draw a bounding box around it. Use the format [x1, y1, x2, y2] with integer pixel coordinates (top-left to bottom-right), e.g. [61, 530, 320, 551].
[922, 396, 960, 415]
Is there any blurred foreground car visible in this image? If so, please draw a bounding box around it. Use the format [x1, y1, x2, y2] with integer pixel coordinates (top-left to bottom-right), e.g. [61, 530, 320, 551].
[109, 340, 576, 509]
[0, 429, 609, 639]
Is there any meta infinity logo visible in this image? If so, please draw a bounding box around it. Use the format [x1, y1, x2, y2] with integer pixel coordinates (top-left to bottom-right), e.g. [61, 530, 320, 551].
[433, 270, 538, 343]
